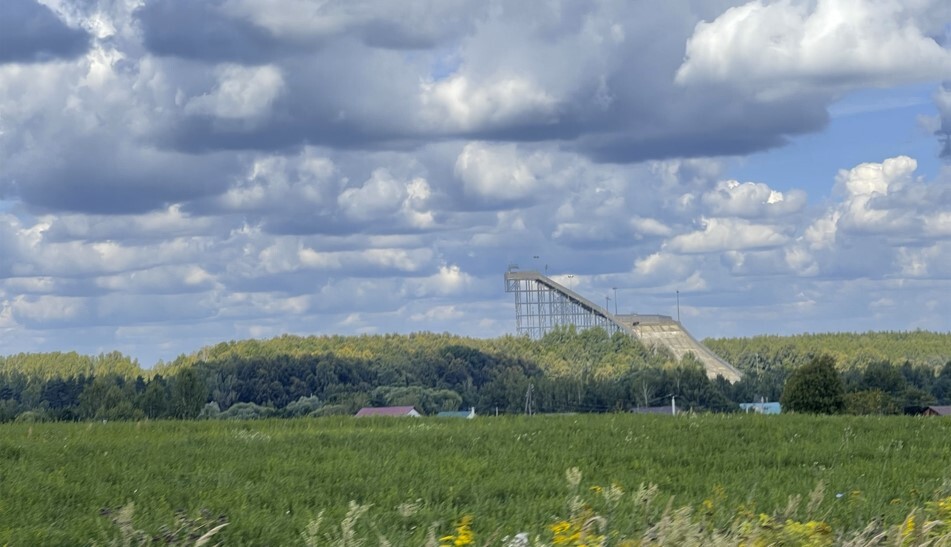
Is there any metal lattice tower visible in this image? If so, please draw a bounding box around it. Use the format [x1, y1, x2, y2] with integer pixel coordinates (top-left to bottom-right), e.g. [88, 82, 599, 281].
[503, 268, 744, 383]
[504, 269, 625, 339]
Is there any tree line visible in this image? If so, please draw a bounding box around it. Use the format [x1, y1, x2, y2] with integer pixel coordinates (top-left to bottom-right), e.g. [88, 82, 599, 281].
[2, 328, 951, 422]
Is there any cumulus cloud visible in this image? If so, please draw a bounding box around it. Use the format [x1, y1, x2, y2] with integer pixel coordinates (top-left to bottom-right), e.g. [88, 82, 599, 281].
[701, 180, 807, 218]
[130, 0, 900, 162]
[338, 169, 435, 229]
[185, 64, 285, 120]
[454, 143, 549, 207]
[833, 155, 919, 234]
[677, 0, 951, 98]
[212, 149, 337, 214]
[405, 264, 474, 297]
[420, 74, 559, 133]
[667, 217, 790, 253]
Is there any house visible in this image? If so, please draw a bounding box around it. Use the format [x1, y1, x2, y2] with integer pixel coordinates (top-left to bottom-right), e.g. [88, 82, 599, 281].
[355, 406, 421, 417]
[922, 405, 951, 416]
[739, 402, 782, 415]
[436, 407, 476, 419]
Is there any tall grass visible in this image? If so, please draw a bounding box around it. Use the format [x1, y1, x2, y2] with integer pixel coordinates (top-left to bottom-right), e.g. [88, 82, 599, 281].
[2, 414, 951, 544]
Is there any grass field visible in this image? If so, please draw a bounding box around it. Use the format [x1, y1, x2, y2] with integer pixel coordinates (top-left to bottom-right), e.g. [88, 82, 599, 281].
[3, 414, 951, 545]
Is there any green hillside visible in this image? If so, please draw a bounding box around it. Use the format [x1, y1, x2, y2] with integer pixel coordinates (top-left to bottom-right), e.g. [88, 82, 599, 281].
[705, 330, 951, 372]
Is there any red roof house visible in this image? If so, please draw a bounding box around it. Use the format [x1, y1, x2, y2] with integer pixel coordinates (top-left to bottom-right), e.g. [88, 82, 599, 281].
[355, 406, 422, 417]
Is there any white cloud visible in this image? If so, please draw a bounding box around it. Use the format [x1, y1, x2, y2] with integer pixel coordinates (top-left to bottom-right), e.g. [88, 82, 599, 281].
[454, 142, 549, 204]
[784, 245, 819, 276]
[667, 217, 789, 253]
[95, 265, 217, 294]
[220, 0, 349, 39]
[923, 211, 951, 237]
[10, 295, 86, 326]
[337, 168, 435, 227]
[701, 180, 806, 217]
[630, 252, 703, 290]
[834, 155, 919, 233]
[186, 64, 284, 119]
[406, 264, 473, 297]
[421, 74, 558, 132]
[338, 168, 407, 220]
[217, 149, 337, 213]
[677, 0, 951, 99]
[837, 155, 916, 196]
[629, 216, 673, 238]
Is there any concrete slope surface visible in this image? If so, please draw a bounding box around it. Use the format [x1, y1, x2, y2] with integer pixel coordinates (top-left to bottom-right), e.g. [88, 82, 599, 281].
[626, 315, 743, 383]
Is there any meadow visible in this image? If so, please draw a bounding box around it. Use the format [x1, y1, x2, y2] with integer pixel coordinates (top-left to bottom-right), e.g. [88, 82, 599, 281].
[3, 414, 951, 545]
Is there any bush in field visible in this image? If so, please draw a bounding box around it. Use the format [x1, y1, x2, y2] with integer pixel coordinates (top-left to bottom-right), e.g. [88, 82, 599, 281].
[197, 402, 221, 419]
[217, 402, 274, 420]
[283, 396, 322, 417]
[843, 389, 900, 415]
[781, 355, 845, 414]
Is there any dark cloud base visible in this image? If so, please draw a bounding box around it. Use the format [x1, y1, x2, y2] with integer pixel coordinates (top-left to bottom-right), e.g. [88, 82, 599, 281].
[0, 0, 91, 64]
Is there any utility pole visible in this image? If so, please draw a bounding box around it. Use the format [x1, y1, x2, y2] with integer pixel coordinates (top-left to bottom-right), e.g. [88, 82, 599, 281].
[676, 290, 680, 323]
[605, 295, 611, 314]
[612, 287, 618, 314]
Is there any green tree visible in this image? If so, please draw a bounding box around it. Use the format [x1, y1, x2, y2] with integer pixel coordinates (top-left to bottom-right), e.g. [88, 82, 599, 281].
[137, 377, 170, 419]
[844, 389, 900, 415]
[170, 369, 208, 419]
[780, 355, 845, 414]
[77, 375, 141, 421]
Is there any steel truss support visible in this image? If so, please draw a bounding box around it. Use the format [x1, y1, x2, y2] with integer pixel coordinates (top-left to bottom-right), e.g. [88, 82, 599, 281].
[504, 270, 624, 340]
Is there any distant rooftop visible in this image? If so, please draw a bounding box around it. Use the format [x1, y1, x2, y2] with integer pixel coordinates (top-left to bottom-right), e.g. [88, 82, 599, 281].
[924, 405, 951, 416]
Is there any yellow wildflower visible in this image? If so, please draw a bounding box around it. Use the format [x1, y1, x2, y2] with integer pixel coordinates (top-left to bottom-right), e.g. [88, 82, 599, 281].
[440, 515, 474, 547]
[900, 513, 916, 540]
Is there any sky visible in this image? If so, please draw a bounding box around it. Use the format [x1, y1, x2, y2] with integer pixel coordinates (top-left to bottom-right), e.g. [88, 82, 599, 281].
[1, 0, 951, 367]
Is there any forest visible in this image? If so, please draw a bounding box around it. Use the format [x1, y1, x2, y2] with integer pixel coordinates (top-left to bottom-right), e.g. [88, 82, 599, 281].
[2, 328, 951, 422]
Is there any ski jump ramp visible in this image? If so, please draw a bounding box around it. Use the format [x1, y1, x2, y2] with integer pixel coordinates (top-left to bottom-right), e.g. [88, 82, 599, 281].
[504, 269, 742, 383]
